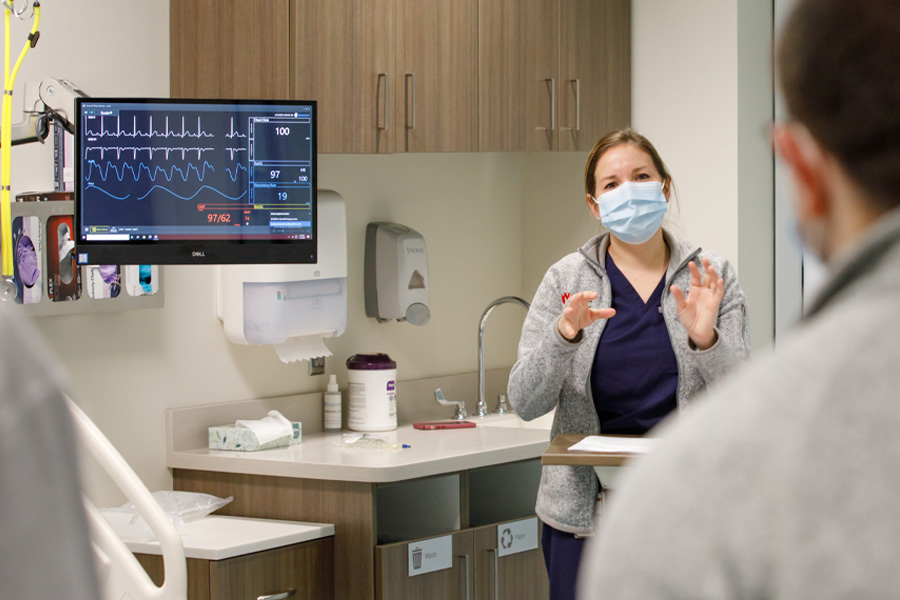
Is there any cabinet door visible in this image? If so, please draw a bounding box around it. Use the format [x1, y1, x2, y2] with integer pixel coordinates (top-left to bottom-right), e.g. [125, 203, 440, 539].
[558, 0, 631, 151]
[170, 0, 290, 99]
[291, 0, 393, 154]
[376, 531, 474, 600]
[473, 522, 549, 600]
[209, 538, 334, 600]
[394, 0, 478, 152]
[478, 0, 559, 151]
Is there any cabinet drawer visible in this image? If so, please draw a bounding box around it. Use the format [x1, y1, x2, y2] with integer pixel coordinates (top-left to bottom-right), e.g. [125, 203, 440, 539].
[137, 537, 334, 600]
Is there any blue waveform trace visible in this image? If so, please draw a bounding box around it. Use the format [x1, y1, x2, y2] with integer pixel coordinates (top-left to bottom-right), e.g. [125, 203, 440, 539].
[86, 160, 248, 184]
[84, 181, 249, 202]
[223, 163, 247, 181]
[84, 114, 217, 139]
[136, 184, 248, 202]
[85, 181, 130, 200]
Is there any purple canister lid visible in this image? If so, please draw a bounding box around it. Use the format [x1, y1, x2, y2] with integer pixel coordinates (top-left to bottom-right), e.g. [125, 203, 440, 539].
[346, 353, 397, 370]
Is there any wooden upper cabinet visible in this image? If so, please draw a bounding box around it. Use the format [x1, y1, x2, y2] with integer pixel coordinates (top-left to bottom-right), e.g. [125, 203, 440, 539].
[291, 0, 393, 154]
[170, 0, 290, 99]
[169, 0, 629, 153]
[394, 0, 478, 152]
[558, 0, 631, 152]
[479, 0, 632, 152]
[479, 0, 560, 152]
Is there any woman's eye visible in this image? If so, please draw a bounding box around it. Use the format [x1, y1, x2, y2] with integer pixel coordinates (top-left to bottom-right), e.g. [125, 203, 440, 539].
[636, 173, 650, 181]
[604, 182, 617, 190]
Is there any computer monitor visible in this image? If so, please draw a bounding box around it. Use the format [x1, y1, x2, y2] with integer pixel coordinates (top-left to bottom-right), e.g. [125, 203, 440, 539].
[74, 98, 317, 265]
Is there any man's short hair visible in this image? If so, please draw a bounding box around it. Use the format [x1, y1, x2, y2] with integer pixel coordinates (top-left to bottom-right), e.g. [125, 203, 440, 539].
[778, 0, 900, 211]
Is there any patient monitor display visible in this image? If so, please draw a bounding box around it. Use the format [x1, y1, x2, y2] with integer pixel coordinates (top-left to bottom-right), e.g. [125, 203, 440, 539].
[74, 98, 317, 265]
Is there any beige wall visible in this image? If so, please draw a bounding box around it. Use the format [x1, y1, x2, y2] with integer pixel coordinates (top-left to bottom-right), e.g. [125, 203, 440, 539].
[5, 0, 773, 504]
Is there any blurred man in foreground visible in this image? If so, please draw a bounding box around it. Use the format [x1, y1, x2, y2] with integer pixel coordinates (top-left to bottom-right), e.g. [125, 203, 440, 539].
[579, 1, 900, 597]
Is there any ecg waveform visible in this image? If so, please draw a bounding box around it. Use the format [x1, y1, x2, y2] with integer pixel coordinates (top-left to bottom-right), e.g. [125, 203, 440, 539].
[85, 146, 217, 160]
[84, 115, 217, 139]
[81, 110, 251, 209]
[225, 117, 247, 139]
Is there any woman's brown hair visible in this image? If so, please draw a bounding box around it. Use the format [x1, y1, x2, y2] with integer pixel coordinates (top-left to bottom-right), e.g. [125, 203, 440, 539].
[584, 128, 674, 198]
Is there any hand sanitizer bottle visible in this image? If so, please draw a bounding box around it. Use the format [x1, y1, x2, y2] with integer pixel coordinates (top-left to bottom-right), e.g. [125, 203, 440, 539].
[324, 374, 342, 431]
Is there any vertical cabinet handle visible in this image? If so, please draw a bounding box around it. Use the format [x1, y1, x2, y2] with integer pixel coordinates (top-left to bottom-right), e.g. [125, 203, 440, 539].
[572, 78, 581, 131]
[488, 548, 499, 600]
[457, 553, 470, 600]
[257, 591, 296, 600]
[405, 73, 416, 130]
[377, 73, 389, 130]
[545, 78, 556, 131]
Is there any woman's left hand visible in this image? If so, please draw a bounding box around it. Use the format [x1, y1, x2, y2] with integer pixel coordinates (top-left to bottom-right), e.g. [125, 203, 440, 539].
[669, 258, 724, 351]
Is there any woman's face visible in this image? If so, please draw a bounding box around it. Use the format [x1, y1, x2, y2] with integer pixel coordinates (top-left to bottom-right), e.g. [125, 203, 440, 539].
[587, 143, 668, 220]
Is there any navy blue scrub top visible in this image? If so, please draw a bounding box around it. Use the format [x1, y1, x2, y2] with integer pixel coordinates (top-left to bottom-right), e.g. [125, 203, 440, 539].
[591, 253, 678, 435]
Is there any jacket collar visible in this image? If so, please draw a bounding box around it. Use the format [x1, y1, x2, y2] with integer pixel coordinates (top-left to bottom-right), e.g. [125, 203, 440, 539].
[805, 204, 900, 318]
[578, 228, 701, 281]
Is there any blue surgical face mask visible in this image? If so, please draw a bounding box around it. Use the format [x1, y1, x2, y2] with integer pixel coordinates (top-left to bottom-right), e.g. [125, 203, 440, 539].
[592, 180, 668, 245]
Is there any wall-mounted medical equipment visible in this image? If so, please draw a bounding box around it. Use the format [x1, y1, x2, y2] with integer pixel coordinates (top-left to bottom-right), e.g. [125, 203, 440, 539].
[364, 222, 430, 325]
[74, 97, 318, 266]
[0, 3, 42, 301]
[217, 191, 346, 363]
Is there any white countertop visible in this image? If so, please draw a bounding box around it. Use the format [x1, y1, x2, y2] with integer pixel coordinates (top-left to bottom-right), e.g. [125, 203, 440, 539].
[125, 515, 335, 560]
[167, 412, 554, 483]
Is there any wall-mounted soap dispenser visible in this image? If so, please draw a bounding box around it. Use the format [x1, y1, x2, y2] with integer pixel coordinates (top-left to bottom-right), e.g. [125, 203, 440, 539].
[364, 222, 430, 325]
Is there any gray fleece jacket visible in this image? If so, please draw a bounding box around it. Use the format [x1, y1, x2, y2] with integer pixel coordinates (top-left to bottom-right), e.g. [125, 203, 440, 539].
[579, 206, 900, 599]
[508, 229, 751, 534]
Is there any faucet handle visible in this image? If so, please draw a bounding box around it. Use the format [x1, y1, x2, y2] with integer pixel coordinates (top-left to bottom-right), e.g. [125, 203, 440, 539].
[493, 393, 513, 414]
[434, 388, 468, 420]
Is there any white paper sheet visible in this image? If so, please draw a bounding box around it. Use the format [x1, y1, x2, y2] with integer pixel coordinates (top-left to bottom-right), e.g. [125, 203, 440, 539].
[567, 435, 659, 454]
[273, 335, 333, 363]
[235, 410, 293, 445]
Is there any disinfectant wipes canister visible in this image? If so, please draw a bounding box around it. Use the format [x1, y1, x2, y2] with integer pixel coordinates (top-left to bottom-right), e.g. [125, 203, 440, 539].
[346, 353, 397, 432]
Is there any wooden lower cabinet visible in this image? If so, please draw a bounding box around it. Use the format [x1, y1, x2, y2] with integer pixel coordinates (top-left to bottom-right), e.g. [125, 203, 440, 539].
[376, 521, 548, 600]
[135, 537, 334, 600]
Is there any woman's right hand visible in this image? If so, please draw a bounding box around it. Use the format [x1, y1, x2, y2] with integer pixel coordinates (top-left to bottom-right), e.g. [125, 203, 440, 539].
[557, 291, 616, 341]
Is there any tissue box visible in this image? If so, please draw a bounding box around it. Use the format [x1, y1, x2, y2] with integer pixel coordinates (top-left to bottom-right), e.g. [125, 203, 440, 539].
[208, 422, 302, 452]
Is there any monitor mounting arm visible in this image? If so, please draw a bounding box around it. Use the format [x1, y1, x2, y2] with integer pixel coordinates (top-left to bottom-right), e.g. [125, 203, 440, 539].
[8, 77, 86, 145]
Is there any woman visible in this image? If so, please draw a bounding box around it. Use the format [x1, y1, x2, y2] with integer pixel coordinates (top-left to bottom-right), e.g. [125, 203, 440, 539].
[508, 128, 750, 600]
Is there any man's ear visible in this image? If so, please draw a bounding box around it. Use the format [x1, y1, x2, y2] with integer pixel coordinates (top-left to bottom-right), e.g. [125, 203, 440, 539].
[772, 123, 830, 219]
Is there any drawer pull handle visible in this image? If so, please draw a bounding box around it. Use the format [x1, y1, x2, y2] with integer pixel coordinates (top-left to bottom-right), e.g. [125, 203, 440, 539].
[257, 590, 296, 600]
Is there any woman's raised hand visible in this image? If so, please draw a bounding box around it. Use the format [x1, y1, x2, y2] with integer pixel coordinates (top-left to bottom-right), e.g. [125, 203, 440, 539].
[557, 291, 616, 341]
[670, 258, 724, 351]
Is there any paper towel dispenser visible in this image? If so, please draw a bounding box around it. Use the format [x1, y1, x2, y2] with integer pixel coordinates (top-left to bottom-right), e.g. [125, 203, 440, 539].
[216, 191, 347, 363]
[365, 222, 430, 325]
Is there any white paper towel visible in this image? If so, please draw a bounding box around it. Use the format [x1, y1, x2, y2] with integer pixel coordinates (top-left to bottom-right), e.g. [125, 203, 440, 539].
[273, 335, 334, 363]
[235, 410, 293, 445]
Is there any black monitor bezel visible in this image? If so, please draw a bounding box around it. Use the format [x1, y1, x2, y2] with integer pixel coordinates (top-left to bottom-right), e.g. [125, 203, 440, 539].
[74, 97, 317, 265]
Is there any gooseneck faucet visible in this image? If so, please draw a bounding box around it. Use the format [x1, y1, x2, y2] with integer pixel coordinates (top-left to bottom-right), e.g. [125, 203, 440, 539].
[477, 296, 531, 417]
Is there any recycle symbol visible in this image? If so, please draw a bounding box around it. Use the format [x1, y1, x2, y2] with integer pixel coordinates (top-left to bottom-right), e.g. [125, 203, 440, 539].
[500, 528, 513, 550]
